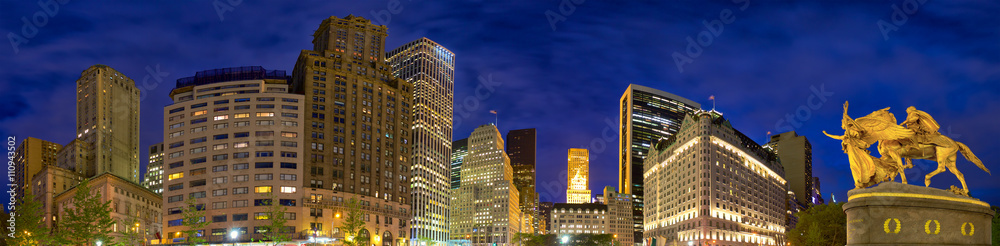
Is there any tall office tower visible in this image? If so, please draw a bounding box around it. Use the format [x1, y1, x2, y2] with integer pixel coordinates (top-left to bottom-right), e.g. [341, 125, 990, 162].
[566, 148, 591, 204]
[291, 15, 413, 245]
[12, 137, 62, 201]
[143, 142, 164, 194]
[451, 138, 468, 189]
[388, 37, 455, 242]
[450, 125, 521, 245]
[766, 131, 813, 206]
[538, 202, 554, 234]
[75, 64, 141, 182]
[811, 177, 824, 204]
[643, 110, 787, 246]
[506, 128, 537, 232]
[619, 84, 700, 242]
[604, 186, 635, 246]
[162, 66, 308, 244]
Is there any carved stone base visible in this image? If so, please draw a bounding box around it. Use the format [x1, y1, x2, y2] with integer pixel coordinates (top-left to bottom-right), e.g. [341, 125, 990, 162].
[844, 182, 994, 245]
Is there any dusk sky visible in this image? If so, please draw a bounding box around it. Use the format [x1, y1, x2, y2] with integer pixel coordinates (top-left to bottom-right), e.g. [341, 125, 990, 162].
[2, 1, 999, 206]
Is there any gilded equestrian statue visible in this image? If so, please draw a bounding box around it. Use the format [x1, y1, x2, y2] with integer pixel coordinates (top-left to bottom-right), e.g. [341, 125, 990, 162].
[823, 102, 988, 196]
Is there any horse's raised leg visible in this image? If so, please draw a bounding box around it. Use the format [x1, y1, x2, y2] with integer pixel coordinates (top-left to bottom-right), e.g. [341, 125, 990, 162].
[924, 164, 947, 187]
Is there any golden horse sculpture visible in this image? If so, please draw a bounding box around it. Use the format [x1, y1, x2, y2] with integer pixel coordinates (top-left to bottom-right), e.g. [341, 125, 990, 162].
[823, 102, 989, 196]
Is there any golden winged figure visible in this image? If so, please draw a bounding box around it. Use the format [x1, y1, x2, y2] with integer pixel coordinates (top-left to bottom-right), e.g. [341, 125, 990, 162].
[824, 102, 989, 196]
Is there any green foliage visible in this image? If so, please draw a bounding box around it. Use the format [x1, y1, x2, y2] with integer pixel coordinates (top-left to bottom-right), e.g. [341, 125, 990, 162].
[258, 193, 290, 246]
[789, 202, 847, 246]
[515, 234, 618, 246]
[56, 180, 115, 245]
[181, 196, 211, 245]
[9, 190, 52, 246]
[115, 214, 143, 246]
[416, 236, 434, 246]
[991, 206, 999, 246]
[574, 234, 617, 246]
[338, 198, 369, 246]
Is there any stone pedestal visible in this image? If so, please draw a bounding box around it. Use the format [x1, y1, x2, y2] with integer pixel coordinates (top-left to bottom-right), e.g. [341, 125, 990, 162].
[844, 182, 994, 245]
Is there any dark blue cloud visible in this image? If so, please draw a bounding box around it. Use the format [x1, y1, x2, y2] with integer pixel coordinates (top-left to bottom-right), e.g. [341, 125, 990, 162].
[2, 0, 999, 208]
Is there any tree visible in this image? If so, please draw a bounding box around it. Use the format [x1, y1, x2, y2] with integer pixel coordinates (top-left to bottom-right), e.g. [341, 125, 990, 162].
[56, 179, 115, 245]
[788, 202, 846, 246]
[9, 190, 52, 246]
[416, 236, 434, 246]
[338, 198, 369, 246]
[524, 234, 557, 246]
[115, 213, 144, 246]
[181, 196, 211, 245]
[991, 206, 999, 246]
[255, 193, 290, 246]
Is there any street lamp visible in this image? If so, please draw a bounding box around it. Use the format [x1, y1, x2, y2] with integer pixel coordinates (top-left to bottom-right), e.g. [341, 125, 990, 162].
[96, 241, 103, 246]
[230, 229, 239, 246]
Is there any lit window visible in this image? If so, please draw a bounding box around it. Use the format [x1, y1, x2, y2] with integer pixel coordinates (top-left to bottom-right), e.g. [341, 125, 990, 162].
[255, 212, 270, 220]
[281, 132, 298, 138]
[213, 144, 227, 150]
[256, 112, 274, 117]
[234, 113, 250, 118]
[255, 186, 272, 193]
[280, 187, 297, 193]
[192, 110, 207, 116]
[214, 115, 229, 121]
[168, 172, 183, 180]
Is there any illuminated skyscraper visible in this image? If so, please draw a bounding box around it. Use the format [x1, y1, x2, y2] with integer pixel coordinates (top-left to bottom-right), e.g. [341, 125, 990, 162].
[643, 110, 787, 246]
[507, 128, 537, 232]
[450, 125, 521, 245]
[388, 37, 455, 242]
[291, 15, 414, 245]
[566, 148, 591, 204]
[619, 84, 700, 241]
[451, 138, 468, 190]
[75, 64, 142, 182]
[142, 142, 164, 194]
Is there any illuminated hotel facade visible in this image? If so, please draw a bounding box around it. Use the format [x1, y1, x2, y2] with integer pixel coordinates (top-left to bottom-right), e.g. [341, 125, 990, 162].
[388, 37, 455, 242]
[566, 148, 591, 204]
[643, 110, 787, 246]
[450, 125, 521, 245]
[619, 84, 700, 242]
[291, 15, 414, 245]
